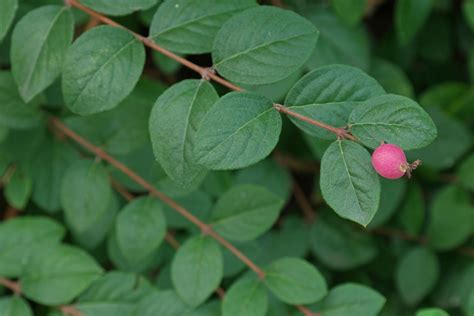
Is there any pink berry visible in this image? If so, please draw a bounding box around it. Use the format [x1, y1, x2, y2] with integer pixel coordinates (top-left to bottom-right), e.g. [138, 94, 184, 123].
[371, 143, 408, 179]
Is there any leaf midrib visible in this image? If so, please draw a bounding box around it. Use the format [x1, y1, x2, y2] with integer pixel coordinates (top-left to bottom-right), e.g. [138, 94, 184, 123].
[21, 7, 67, 96]
[214, 31, 314, 67]
[70, 37, 137, 109]
[199, 107, 274, 161]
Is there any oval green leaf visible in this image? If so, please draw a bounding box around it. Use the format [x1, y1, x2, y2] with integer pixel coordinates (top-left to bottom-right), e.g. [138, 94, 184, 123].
[396, 247, 439, 305]
[0, 0, 18, 42]
[81, 0, 158, 16]
[21, 244, 103, 305]
[60, 159, 112, 233]
[11, 5, 74, 102]
[213, 6, 319, 85]
[284, 64, 385, 139]
[0, 296, 32, 316]
[264, 257, 327, 305]
[320, 140, 380, 226]
[0, 216, 64, 277]
[149, 0, 256, 54]
[62, 26, 145, 115]
[317, 283, 385, 316]
[222, 276, 268, 316]
[149, 80, 218, 187]
[0, 72, 42, 129]
[171, 236, 223, 307]
[349, 94, 437, 150]
[210, 184, 284, 242]
[115, 197, 166, 264]
[195, 92, 281, 170]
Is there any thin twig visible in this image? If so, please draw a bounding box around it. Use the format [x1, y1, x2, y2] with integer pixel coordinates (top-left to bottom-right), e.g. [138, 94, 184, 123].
[292, 179, 316, 223]
[273, 151, 319, 174]
[0, 277, 21, 295]
[50, 117, 266, 279]
[65, 0, 357, 140]
[60, 305, 84, 316]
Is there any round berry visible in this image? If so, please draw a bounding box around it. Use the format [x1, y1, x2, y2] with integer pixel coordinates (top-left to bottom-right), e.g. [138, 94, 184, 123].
[371, 143, 407, 179]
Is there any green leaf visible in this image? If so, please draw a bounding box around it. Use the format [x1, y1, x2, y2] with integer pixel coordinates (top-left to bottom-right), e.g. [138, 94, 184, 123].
[162, 190, 213, 230]
[234, 159, 291, 202]
[427, 185, 473, 250]
[222, 276, 268, 316]
[396, 247, 439, 305]
[29, 135, 78, 212]
[305, 8, 370, 71]
[210, 185, 284, 242]
[72, 193, 119, 250]
[331, 0, 366, 26]
[316, 283, 385, 316]
[76, 271, 153, 316]
[395, 0, 433, 45]
[0, 71, 42, 129]
[61, 159, 112, 233]
[284, 64, 385, 139]
[415, 308, 449, 316]
[0, 296, 32, 316]
[149, 0, 256, 54]
[458, 154, 474, 192]
[21, 244, 103, 305]
[213, 6, 319, 85]
[115, 197, 166, 264]
[171, 236, 223, 307]
[397, 182, 424, 235]
[66, 79, 160, 156]
[349, 94, 437, 150]
[264, 257, 327, 305]
[320, 140, 380, 226]
[310, 213, 377, 270]
[80, 0, 158, 16]
[407, 107, 471, 169]
[463, 0, 474, 31]
[195, 92, 281, 170]
[259, 216, 310, 265]
[134, 290, 193, 316]
[370, 58, 414, 98]
[79, 271, 153, 303]
[11, 5, 74, 102]
[0, 216, 64, 277]
[0, 0, 18, 42]
[62, 25, 145, 115]
[4, 167, 32, 209]
[149, 80, 218, 186]
[368, 178, 406, 228]
[107, 230, 162, 273]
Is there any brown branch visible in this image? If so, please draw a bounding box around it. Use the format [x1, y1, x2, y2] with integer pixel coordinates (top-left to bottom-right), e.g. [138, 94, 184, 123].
[60, 305, 84, 316]
[3, 206, 20, 220]
[0, 277, 21, 295]
[292, 179, 316, 223]
[65, 0, 357, 141]
[273, 104, 356, 141]
[371, 227, 474, 259]
[84, 16, 101, 30]
[273, 151, 319, 174]
[51, 117, 266, 279]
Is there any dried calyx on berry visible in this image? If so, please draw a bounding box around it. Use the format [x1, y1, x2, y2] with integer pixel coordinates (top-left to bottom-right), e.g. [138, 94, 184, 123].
[371, 142, 421, 179]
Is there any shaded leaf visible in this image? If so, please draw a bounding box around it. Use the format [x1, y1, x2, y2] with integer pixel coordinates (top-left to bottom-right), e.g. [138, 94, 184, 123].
[264, 257, 327, 305]
[62, 26, 145, 115]
[210, 185, 283, 242]
[150, 0, 256, 54]
[171, 236, 223, 307]
[149, 80, 218, 186]
[213, 6, 318, 85]
[11, 5, 74, 101]
[349, 94, 437, 150]
[195, 92, 281, 170]
[320, 140, 380, 226]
